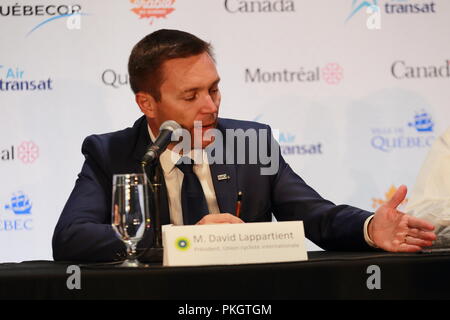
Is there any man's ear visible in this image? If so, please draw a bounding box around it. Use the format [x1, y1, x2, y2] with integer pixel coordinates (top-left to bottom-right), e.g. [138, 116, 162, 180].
[135, 92, 157, 118]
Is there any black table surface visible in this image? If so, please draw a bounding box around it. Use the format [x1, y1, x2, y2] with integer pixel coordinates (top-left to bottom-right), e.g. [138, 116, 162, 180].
[1, 251, 450, 300]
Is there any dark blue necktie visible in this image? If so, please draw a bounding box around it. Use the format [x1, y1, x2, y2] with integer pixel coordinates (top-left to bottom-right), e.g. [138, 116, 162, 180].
[176, 157, 209, 225]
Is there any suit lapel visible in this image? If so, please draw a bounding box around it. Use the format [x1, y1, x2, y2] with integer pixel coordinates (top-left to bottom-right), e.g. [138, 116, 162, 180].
[207, 120, 239, 215]
[209, 162, 238, 214]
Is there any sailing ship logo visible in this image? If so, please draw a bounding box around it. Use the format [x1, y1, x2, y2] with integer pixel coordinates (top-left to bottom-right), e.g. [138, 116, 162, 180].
[408, 111, 434, 132]
[4, 191, 32, 215]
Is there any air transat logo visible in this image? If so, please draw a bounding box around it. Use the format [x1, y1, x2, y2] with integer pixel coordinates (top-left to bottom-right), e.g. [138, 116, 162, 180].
[346, 0, 379, 21]
[347, 0, 437, 21]
[130, 0, 176, 24]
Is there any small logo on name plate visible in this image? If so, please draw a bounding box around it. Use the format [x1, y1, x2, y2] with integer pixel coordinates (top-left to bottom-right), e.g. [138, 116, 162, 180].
[175, 237, 190, 251]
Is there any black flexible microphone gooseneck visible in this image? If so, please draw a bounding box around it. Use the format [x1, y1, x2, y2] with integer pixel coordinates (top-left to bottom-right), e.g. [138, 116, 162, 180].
[141, 120, 181, 166]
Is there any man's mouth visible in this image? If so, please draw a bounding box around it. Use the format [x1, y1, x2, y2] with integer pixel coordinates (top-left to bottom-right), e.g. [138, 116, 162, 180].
[201, 119, 217, 128]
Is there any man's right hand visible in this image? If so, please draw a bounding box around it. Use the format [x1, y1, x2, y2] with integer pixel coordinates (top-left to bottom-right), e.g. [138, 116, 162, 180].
[196, 213, 244, 225]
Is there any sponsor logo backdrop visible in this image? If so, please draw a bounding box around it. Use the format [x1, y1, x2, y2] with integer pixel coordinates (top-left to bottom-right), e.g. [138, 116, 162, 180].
[1, 0, 449, 261]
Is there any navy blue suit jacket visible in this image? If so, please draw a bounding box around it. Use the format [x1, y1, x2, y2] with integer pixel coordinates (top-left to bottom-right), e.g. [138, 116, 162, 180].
[52, 116, 374, 262]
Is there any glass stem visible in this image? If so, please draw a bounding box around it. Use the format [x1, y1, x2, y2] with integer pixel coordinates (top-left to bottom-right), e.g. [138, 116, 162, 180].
[125, 240, 138, 261]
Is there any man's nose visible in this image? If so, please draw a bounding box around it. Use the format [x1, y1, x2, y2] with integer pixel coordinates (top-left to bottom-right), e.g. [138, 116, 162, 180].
[200, 94, 218, 114]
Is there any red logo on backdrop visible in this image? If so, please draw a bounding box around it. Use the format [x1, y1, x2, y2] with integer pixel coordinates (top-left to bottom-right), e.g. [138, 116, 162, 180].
[130, 0, 176, 24]
[372, 185, 408, 209]
[322, 63, 344, 85]
[17, 141, 39, 164]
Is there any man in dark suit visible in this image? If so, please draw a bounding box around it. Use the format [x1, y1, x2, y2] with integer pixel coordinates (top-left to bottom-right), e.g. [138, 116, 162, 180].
[52, 29, 436, 262]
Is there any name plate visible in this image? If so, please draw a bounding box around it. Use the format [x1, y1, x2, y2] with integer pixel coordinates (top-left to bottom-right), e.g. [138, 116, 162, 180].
[162, 221, 307, 267]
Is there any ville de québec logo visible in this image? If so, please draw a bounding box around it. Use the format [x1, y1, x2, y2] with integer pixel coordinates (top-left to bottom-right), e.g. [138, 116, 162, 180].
[1, 191, 33, 231]
[4, 191, 32, 215]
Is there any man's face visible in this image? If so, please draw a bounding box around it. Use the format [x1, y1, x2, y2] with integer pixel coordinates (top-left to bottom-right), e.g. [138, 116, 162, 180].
[148, 52, 221, 149]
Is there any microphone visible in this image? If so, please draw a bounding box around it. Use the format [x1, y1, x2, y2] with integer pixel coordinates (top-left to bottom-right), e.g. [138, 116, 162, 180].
[141, 120, 181, 166]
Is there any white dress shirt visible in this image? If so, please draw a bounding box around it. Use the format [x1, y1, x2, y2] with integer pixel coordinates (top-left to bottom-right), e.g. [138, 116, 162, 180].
[149, 126, 220, 225]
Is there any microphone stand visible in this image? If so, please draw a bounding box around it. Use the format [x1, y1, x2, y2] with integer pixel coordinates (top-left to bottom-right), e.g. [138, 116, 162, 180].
[140, 160, 164, 262]
[139, 120, 181, 263]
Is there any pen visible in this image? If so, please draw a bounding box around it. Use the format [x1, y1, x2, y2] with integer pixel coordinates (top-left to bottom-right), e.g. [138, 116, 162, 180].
[235, 191, 243, 218]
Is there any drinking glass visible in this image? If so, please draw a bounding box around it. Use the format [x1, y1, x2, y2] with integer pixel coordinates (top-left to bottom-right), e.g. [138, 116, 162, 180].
[111, 173, 150, 267]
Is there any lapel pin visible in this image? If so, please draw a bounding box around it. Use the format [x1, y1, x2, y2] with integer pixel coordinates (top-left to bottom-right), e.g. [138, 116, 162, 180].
[217, 174, 230, 181]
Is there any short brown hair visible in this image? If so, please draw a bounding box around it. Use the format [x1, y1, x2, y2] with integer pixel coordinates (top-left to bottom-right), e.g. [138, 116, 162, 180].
[128, 29, 214, 101]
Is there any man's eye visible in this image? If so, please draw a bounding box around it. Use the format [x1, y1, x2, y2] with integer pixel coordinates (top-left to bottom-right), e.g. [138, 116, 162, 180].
[184, 96, 196, 101]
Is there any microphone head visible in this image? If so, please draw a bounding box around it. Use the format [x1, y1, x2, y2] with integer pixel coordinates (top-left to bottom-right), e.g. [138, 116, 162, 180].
[159, 120, 181, 132]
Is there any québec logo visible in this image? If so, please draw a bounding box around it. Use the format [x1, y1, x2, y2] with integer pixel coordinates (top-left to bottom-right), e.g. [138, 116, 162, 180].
[408, 111, 434, 132]
[129, 0, 176, 25]
[1, 191, 33, 231]
[245, 63, 344, 85]
[0, 65, 53, 92]
[1, 141, 39, 164]
[101, 69, 129, 89]
[4, 192, 32, 215]
[370, 110, 435, 153]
